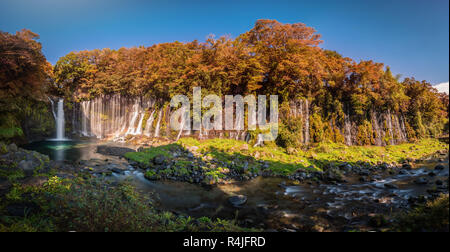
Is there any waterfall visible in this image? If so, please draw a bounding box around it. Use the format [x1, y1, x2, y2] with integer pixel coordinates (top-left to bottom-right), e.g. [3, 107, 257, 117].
[125, 103, 140, 135]
[143, 110, 155, 137]
[48, 97, 57, 121]
[49, 98, 67, 141]
[154, 109, 163, 137]
[344, 110, 352, 145]
[70, 95, 409, 146]
[303, 100, 310, 144]
[134, 112, 145, 135]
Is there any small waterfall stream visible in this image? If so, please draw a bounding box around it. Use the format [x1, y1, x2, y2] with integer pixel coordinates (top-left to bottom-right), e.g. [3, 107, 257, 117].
[49, 98, 67, 140]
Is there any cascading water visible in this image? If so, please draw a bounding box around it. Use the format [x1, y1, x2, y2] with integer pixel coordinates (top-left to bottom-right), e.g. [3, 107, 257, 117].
[56, 99, 66, 140]
[71, 95, 408, 145]
[49, 98, 68, 141]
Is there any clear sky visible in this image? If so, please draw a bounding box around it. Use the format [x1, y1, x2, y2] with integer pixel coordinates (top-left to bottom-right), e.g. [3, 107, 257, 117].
[1, 0, 448, 84]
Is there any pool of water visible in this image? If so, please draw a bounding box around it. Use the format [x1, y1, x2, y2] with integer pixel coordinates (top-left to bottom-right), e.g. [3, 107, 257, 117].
[22, 139, 133, 162]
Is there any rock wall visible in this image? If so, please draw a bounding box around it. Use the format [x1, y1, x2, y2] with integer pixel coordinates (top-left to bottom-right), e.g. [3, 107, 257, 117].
[69, 95, 408, 145]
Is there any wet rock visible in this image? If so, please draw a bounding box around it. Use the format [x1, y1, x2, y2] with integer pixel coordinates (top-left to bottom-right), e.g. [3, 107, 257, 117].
[97, 145, 135, 157]
[414, 178, 428, 185]
[153, 154, 166, 165]
[359, 176, 370, 182]
[398, 170, 408, 175]
[324, 168, 344, 182]
[7, 143, 18, 152]
[21, 176, 48, 187]
[228, 195, 247, 207]
[435, 179, 443, 186]
[428, 171, 436, 177]
[18, 160, 38, 176]
[111, 168, 125, 174]
[434, 164, 445, 171]
[384, 183, 398, 189]
[359, 170, 370, 176]
[340, 163, 353, 172]
[402, 163, 412, 170]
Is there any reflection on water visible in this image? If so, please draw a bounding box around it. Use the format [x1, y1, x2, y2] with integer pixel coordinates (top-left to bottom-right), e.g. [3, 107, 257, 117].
[22, 140, 131, 162]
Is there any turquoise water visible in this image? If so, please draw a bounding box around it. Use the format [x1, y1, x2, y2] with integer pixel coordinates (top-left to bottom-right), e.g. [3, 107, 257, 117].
[22, 140, 106, 161]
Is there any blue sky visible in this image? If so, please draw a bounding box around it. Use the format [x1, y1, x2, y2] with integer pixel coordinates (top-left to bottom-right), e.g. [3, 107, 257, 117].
[0, 0, 448, 84]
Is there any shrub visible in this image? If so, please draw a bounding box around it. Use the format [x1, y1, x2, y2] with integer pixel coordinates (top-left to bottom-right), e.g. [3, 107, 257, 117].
[393, 194, 449, 232]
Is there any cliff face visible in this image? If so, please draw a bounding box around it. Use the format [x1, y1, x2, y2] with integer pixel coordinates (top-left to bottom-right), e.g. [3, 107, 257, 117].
[289, 99, 408, 146]
[68, 95, 408, 146]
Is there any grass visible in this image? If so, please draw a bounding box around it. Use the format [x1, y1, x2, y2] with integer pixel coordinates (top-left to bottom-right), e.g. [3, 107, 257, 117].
[0, 175, 255, 232]
[175, 137, 448, 175]
[178, 138, 316, 175]
[393, 194, 449, 232]
[124, 143, 180, 166]
[125, 138, 447, 180]
[310, 138, 448, 165]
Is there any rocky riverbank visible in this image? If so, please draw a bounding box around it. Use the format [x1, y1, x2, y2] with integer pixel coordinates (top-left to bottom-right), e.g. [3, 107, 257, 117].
[1, 138, 448, 232]
[0, 141, 255, 232]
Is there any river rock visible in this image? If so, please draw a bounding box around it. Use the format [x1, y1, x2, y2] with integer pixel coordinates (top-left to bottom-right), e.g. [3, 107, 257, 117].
[111, 167, 125, 174]
[384, 183, 398, 189]
[414, 178, 428, 185]
[21, 176, 48, 187]
[402, 163, 412, 170]
[324, 168, 344, 182]
[228, 195, 247, 207]
[434, 164, 445, 171]
[7, 143, 18, 152]
[153, 154, 166, 165]
[18, 160, 38, 176]
[97, 145, 135, 157]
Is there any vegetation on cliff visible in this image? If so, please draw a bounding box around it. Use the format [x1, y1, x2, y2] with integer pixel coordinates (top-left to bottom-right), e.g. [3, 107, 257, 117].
[0, 29, 54, 142]
[52, 20, 449, 145]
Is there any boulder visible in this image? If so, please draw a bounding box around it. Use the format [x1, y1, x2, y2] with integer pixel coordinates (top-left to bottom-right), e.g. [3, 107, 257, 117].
[414, 178, 428, 185]
[324, 168, 344, 182]
[228, 195, 247, 207]
[7, 143, 18, 152]
[18, 160, 38, 176]
[402, 163, 412, 170]
[384, 183, 398, 189]
[21, 176, 48, 187]
[435, 164, 445, 171]
[96, 145, 135, 157]
[153, 154, 167, 165]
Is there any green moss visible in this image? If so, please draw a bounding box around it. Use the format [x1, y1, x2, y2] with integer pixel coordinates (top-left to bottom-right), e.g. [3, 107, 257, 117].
[0, 142, 7, 154]
[0, 127, 23, 140]
[177, 137, 447, 175]
[124, 144, 179, 166]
